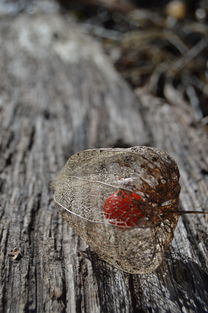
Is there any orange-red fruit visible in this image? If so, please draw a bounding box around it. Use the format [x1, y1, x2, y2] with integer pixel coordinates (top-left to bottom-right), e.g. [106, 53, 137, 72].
[103, 190, 144, 228]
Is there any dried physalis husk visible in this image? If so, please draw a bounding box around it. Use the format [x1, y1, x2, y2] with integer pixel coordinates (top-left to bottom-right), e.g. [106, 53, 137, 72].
[54, 146, 181, 274]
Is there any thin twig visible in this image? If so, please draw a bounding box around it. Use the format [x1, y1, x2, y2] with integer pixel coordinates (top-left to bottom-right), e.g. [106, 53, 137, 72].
[168, 37, 208, 74]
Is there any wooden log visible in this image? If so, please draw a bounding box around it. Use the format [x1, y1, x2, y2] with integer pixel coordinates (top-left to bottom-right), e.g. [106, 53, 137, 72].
[0, 12, 207, 313]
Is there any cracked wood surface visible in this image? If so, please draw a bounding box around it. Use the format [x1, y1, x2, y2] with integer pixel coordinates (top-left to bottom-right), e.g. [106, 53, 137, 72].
[0, 13, 208, 313]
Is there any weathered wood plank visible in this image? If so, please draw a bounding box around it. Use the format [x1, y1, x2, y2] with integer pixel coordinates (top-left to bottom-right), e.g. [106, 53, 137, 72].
[0, 12, 207, 313]
[0, 13, 148, 313]
[135, 90, 208, 312]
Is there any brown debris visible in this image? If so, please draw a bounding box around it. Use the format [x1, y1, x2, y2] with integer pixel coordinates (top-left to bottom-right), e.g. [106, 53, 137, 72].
[8, 248, 22, 261]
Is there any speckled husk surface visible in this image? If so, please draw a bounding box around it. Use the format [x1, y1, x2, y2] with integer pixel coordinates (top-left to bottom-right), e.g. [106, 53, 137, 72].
[54, 146, 180, 274]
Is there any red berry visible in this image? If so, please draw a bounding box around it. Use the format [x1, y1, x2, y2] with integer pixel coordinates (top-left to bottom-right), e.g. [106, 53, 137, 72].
[103, 190, 144, 228]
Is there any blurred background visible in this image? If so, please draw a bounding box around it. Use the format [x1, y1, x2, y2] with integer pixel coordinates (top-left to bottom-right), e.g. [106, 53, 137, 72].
[56, 0, 208, 120]
[1, 0, 208, 121]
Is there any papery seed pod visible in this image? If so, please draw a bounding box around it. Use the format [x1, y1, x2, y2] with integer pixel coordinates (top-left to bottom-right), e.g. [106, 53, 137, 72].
[54, 146, 181, 274]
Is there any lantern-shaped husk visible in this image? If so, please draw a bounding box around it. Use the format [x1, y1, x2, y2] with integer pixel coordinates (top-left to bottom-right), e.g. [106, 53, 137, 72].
[54, 146, 180, 274]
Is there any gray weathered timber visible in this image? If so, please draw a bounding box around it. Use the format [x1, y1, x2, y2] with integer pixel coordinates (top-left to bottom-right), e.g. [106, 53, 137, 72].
[0, 13, 207, 313]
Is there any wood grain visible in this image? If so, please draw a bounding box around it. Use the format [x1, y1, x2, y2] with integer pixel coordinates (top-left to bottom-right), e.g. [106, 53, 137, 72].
[0, 12, 207, 313]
